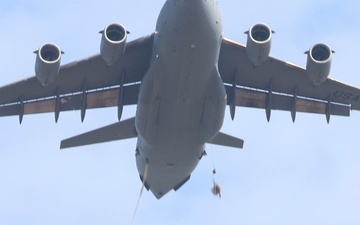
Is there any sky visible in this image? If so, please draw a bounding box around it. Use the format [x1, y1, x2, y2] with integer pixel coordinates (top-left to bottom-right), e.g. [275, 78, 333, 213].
[1, 0, 360, 225]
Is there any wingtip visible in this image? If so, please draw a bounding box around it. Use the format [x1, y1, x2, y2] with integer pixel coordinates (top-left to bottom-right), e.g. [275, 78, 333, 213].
[59, 140, 69, 150]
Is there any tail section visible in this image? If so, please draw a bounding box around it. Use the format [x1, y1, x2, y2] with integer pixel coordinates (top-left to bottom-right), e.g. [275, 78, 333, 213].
[60, 118, 243, 150]
[208, 132, 244, 149]
[60, 117, 137, 149]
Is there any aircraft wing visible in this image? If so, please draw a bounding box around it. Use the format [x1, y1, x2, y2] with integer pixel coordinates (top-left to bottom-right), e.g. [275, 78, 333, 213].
[219, 38, 360, 122]
[0, 35, 153, 123]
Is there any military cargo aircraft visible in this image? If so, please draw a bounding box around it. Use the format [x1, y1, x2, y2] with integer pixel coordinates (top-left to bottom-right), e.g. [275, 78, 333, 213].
[1, 0, 360, 199]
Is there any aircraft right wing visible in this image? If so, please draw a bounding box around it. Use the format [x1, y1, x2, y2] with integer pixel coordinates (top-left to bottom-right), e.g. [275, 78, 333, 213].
[0, 33, 154, 123]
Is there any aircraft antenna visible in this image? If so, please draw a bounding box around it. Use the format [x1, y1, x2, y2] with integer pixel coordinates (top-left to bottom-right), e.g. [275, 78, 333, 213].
[131, 161, 149, 224]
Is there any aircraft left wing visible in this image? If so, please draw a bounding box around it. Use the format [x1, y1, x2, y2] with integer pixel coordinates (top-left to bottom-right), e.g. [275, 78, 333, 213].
[219, 37, 360, 123]
[0, 34, 154, 123]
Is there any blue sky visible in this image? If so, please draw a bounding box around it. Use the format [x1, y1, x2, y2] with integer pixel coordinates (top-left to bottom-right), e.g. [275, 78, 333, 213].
[1, 0, 360, 225]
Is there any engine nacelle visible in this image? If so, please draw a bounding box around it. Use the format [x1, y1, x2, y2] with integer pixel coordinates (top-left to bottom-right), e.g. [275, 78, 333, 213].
[246, 23, 273, 66]
[100, 23, 127, 66]
[305, 43, 334, 86]
[34, 43, 63, 86]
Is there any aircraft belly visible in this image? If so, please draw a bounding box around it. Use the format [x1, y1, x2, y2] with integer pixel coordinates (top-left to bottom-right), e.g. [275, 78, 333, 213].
[135, 61, 226, 198]
[133, 0, 226, 198]
[134, 0, 225, 145]
[136, 60, 226, 145]
[136, 141, 203, 199]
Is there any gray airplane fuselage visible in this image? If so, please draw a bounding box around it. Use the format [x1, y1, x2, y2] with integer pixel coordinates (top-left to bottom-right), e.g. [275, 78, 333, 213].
[135, 0, 226, 199]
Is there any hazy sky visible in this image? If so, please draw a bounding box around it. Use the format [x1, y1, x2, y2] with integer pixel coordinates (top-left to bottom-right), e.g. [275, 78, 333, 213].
[1, 1, 360, 225]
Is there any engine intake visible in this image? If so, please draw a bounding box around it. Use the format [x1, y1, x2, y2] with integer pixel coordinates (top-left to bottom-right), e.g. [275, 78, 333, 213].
[34, 43, 63, 86]
[246, 23, 273, 66]
[100, 23, 127, 66]
[306, 43, 334, 86]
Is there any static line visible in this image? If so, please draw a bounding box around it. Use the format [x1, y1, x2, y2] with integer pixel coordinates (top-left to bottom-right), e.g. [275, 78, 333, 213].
[131, 162, 149, 225]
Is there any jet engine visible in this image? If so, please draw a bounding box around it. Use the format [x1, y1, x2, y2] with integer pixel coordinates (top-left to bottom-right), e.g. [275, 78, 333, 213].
[34, 43, 63, 86]
[100, 23, 127, 66]
[305, 43, 334, 86]
[245, 23, 273, 66]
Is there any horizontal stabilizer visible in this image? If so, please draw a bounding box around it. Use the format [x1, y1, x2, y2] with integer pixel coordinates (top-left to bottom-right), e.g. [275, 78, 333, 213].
[208, 132, 244, 149]
[60, 117, 137, 149]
